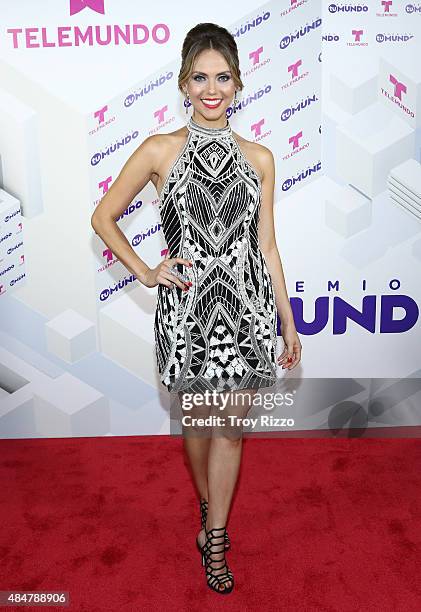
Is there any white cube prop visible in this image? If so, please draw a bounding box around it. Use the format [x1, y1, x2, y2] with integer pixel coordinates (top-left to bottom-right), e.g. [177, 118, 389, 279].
[33, 372, 109, 437]
[336, 102, 415, 198]
[46, 309, 97, 363]
[325, 184, 372, 237]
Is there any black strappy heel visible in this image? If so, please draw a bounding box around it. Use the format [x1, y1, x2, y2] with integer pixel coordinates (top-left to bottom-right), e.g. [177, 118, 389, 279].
[198, 525, 234, 594]
[200, 498, 231, 551]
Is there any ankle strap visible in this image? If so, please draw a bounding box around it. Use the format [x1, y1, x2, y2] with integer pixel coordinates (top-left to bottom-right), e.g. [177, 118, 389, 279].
[206, 525, 227, 537]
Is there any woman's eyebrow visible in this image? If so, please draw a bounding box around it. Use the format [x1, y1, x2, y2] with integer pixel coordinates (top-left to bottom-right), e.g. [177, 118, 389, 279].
[192, 70, 231, 76]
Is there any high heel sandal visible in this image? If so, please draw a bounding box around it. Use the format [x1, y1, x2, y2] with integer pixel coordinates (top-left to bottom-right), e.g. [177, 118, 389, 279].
[199, 525, 234, 594]
[200, 498, 231, 551]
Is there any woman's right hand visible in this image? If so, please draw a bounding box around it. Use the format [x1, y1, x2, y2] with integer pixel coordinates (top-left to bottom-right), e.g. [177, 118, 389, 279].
[140, 257, 193, 290]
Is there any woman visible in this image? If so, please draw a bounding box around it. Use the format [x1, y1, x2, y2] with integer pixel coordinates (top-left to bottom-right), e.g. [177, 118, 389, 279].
[91, 23, 302, 594]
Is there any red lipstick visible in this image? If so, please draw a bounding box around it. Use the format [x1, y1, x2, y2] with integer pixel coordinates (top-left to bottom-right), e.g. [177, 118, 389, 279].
[201, 98, 222, 109]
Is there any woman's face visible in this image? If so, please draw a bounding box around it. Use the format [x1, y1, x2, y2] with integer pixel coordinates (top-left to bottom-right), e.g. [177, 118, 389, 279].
[184, 48, 236, 122]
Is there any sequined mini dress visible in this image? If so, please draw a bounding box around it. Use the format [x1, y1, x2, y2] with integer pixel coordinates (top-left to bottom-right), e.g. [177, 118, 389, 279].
[154, 115, 278, 394]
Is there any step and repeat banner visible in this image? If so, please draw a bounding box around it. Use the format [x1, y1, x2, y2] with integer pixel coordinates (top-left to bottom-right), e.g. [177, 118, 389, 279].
[0, 0, 420, 439]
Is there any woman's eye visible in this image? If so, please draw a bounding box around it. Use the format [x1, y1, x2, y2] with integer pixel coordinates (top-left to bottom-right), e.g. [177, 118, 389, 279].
[192, 75, 230, 82]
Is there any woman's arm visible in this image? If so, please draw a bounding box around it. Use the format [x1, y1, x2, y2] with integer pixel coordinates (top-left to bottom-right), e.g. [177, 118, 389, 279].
[257, 145, 295, 328]
[257, 145, 302, 369]
[90, 135, 160, 285]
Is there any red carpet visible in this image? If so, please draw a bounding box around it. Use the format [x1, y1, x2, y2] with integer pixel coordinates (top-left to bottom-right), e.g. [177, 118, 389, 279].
[1, 435, 421, 611]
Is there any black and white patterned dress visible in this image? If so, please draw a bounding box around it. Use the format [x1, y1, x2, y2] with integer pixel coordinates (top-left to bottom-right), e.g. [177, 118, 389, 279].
[154, 116, 278, 394]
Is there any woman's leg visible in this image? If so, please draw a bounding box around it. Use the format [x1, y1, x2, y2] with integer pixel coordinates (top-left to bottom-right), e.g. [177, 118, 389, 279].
[178, 390, 212, 503]
[200, 387, 257, 590]
[206, 388, 256, 527]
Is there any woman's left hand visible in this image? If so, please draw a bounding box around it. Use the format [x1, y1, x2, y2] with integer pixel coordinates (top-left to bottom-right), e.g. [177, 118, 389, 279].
[277, 324, 302, 370]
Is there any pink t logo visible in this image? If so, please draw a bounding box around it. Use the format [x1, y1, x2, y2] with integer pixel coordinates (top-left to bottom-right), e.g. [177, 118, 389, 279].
[103, 248, 113, 262]
[94, 105, 108, 124]
[70, 0, 105, 16]
[382, 0, 392, 12]
[249, 47, 263, 66]
[154, 106, 168, 124]
[289, 131, 302, 150]
[99, 177, 112, 194]
[352, 30, 363, 42]
[251, 118, 265, 137]
[288, 59, 302, 79]
[389, 74, 407, 100]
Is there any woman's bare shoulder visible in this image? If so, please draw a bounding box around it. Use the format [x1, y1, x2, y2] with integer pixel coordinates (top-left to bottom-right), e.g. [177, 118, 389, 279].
[146, 125, 189, 151]
[232, 130, 273, 179]
[143, 126, 190, 194]
[137, 125, 189, 179]
[233, 131, 272, 157]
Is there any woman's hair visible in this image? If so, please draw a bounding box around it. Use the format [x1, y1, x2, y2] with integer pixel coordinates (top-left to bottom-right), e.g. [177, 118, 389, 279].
[178, 23, 244, 95]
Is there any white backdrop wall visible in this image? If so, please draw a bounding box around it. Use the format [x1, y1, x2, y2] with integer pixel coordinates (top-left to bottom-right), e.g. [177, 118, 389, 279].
[0, 0, 420, 439]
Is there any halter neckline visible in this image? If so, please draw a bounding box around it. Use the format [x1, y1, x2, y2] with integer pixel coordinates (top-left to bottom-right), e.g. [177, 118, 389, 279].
[187, 115, 232, 138]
